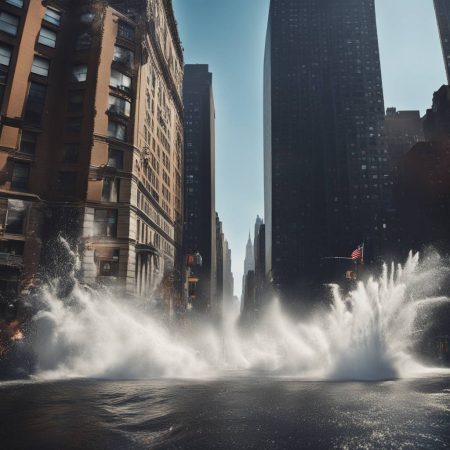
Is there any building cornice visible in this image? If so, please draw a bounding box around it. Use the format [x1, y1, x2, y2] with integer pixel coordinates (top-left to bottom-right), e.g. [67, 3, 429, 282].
[162, 0, 184, 63]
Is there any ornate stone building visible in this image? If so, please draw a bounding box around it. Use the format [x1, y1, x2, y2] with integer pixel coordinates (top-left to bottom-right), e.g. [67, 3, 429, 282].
[0, 0, 184, 308]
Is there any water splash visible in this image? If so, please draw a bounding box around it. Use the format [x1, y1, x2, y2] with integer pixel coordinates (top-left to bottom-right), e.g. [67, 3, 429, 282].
[31, 249, 449, 381]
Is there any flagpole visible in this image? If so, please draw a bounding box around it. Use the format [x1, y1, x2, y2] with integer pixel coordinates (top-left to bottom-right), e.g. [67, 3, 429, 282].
[321, 257, 354, 261]
[361, 242, 365, 265]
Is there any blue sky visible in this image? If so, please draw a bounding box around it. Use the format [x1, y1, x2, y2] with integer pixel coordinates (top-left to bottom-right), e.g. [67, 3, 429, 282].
[172, 0, 446, 296]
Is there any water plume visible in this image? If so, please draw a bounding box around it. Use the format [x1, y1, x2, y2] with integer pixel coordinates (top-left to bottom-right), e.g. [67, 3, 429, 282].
[31, 247, 449, 381]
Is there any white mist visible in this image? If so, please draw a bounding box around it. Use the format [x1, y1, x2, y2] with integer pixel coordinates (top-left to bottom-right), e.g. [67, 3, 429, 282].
[32, 251, 448, 381]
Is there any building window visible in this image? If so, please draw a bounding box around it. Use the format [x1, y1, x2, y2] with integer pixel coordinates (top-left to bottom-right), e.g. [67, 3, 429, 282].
[93, 209, 118, 238]
[66, 117, 82, 133]
[0, 44, 12, 67]
[31, 56, 50, 77]
[57, 171, 76, 195]
[102, 177, 120, 203]
[98, 259, 119, 277]
[11, 162, 30, 191]
[0, 12, 19, 36]
[108, 95, 130, 117]
[71, 65, 87, 82]
[0, 239, 24, 257]
[19, 131, 37, 155]
[62, 143, 79, 163]
[0, 44, 11, 105]
[107, 148, 123, 169]
[38, 27, 57, 48]
[113, 45, 134, 66]
[44, 7, 61, 27]
[68, 91, 83, 112]
[110, 69, 131, 92]
[75, 32, 92, 51]
[23, 82, 47, 125]
[97, 250, 120, 277]
[108, 121, 126, 141]
[6, 0, 24, 8]
[118, 21, 135, 40]
[5, 199, 27, 234]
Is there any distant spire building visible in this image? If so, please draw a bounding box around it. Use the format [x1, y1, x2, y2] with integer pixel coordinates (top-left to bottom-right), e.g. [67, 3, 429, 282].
[241, 232, 254, 307]
[244, 232, 255, 275]
[434, 0, 450, 83]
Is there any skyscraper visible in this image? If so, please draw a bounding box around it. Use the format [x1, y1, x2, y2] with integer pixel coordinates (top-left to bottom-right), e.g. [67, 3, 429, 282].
[215, 213, 234, 315]
[434, 0, 450, 83]
[223, 239, 234, 302]
[215, 212, 224, 314]
[243, 233, 254, 281]
[385, 108, 424, 171]
[264, 0, 389, 303]
[243, 215, 265, 316]
[254, 217, 266, 311]
[183, 64, 216, 312]
[241, 232, 254, 311]
[399, 85, 450, 256]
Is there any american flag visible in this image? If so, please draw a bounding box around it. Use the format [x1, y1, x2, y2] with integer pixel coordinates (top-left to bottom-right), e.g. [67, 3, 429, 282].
[351, 246, 363, 261]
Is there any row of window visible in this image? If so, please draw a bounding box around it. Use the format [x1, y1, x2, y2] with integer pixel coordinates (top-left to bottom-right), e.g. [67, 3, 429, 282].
[106, 41, 135, 143]
[136, 189, 173, 239]
[0, 6, 68, 122]
[0, 13, 58, 46]
[10, 165, 119, 198]
[2, 6, 97, 52]
[106, 56, 134, 141]
[9, 145, 124, 193]
[136, 219, 167, 255]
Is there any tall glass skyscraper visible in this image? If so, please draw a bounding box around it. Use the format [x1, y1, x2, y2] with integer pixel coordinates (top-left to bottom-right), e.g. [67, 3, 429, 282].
[434, 0, 450, 83]
[264, 0, 390, 303]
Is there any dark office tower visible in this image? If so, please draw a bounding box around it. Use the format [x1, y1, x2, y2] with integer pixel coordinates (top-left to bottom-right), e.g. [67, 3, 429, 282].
[384, 108, 424, 257]
[399, 86, 450, 343]
[243, 215, 265, 317]
[183, 65, 216, 312]
[434, 0, 450, 83]
[215, 213, 224, 314]
[223, 241, 234, 301]
[399, 86, 450, 255]
[385, 108, 424, 169]
[264, 0, 389, 304]
[214, 213, 234, 315]
[254, 219, 266, 311]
